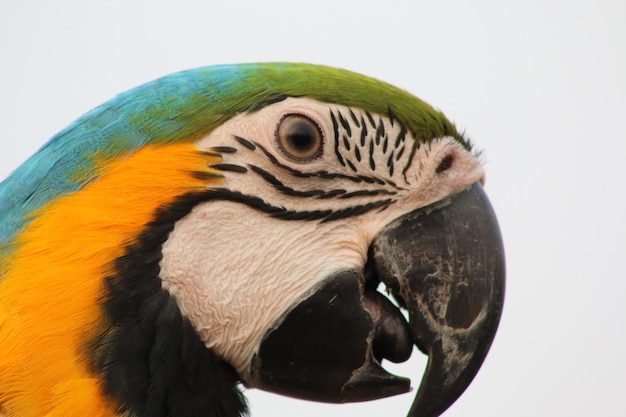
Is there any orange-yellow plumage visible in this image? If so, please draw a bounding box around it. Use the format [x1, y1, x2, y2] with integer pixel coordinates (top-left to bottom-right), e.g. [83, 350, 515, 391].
[0, 143, 221, 416]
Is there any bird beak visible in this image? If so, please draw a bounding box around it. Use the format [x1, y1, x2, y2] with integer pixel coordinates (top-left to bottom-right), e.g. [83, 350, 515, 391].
[247, 183, 505, 417]
[371, 182, 506, 416]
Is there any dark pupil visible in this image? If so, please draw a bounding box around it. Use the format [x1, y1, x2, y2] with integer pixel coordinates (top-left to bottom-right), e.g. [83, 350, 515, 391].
[286, 122, 316, 152]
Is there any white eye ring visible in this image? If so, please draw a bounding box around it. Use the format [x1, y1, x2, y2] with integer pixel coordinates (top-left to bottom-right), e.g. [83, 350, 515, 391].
[275, 114, 324, 162]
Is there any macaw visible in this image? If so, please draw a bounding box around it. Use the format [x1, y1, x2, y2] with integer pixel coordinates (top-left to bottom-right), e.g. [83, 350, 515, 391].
[0, 63, 505, 417]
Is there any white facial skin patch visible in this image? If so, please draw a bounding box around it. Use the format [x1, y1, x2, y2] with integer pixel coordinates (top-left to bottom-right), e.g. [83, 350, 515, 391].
[159, 97, 484, 377]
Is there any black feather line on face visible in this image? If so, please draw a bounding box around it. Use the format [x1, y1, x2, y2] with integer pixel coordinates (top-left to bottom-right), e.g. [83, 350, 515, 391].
[330, 112, 346, 168]
[248, 165, 396, 199]
[349, 108, 361, 127]
[387, 105, 396, 127]
[234, 135, 256, 150]
[387, 151, 395, 178]
[395, 125, 407, 148]
[204, 188, 395, 223]
[369, 140, 376, 171]
[249, 165, 326, 198]
[248, 139, 403, 190]
[359, 117, 368, 147]
[346, 159, 358, 173]
[342, 134, 351, 152]
[91, 192, 249, 417]
[210, 146, 238, 154]
[337, 111, 351, 136]
[375, 118, 385, 146]
[190, 171, 225, 180]
[210, 163, 248, 173]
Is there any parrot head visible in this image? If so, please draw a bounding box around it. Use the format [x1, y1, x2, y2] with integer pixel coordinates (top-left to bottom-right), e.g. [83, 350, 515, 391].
[0, 63, 504, 417]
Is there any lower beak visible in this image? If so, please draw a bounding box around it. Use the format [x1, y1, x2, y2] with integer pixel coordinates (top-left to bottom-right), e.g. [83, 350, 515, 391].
[247, 183, 505, 417]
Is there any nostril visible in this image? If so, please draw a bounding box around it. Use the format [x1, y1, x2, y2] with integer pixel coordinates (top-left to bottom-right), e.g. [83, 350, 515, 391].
[436, 154, 454, 173]
[362, 289, 413, 363]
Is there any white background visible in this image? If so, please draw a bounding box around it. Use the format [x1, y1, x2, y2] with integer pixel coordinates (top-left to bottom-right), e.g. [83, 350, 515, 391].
[1, 1, 625, 416]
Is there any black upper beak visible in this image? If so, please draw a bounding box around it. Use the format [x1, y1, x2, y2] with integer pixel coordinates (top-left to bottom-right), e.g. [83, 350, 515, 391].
[247, 182, 505, 417]
[371, 182, 505, 417]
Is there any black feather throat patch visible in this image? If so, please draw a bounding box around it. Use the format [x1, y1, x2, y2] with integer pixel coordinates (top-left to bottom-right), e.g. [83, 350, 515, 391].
[89, 178, 394, 417]
[90, 192, 248, 417]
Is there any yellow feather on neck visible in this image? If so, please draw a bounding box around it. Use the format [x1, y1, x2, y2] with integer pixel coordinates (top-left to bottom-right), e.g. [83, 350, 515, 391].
[0, 142, 221, 417]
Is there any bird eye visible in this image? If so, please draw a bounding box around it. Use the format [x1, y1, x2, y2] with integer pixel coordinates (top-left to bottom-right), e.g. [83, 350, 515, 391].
[276, 114, 324, 162]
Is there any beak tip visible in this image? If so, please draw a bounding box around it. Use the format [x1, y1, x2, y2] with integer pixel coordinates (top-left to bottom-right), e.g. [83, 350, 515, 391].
[407, 340, 488, 417]
[342, 366, 411, 402]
